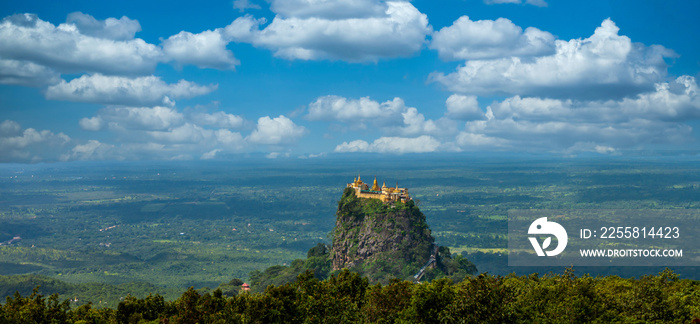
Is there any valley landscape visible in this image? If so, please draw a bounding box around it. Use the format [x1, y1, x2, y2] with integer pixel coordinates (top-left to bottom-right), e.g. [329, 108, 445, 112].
[1, 156, 698, 311]
[1, 0, 699, 321]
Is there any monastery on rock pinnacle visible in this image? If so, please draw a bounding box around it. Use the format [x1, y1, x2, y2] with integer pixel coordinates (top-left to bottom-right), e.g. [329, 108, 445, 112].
[346, 174, 411, 203]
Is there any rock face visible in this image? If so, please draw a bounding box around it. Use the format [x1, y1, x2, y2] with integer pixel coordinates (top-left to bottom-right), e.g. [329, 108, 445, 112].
[330, 188, 435, 278]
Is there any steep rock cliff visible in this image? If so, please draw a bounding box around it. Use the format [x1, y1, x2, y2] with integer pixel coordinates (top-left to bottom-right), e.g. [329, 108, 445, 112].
[331, 188, 435, 281]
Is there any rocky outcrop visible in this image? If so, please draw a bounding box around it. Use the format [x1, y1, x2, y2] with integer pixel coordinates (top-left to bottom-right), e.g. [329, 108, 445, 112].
[331, 188, 434, 273]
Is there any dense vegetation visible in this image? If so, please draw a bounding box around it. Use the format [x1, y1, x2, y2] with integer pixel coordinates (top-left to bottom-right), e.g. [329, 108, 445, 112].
[0, 157, 699, 307]
[2, 268, 698, 323]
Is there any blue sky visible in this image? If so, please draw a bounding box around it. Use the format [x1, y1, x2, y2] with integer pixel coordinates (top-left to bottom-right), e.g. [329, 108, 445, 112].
[1, 0, 699, 162]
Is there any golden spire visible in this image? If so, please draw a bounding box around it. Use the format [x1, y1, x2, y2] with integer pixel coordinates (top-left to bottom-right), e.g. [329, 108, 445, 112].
[382, 181, 387, 189]
[371, 177, 380, 191]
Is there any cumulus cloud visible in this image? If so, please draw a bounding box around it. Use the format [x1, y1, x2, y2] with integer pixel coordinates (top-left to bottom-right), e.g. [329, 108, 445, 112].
[306, 95, 458, 137]
[487, 76, 700, 123]
[60, 140, 116, 161]
[247, 115, 307, 145]
[445, 94, 484, 120]
[430, 16, 555, 60]
[0, 59, 60, 86]
[201, 149, 221, 160]
[234, 0, 261, 12]
[269, 0, 386, 19]
[0, 11, 240, 82]
[189, 111, 246, 129]
[329, 77, 700, 155]
[45, 74, 217, 106]
[454, 76, 700, 153]
[73, 106, 250, 160]
[459, 118, 691, 153]
[146, 123, 214, 144]
[455, 132, 508, 147]
[335, 135, 441, 153]
[90, 106, 185, 131]
[0, 13, 162, 75]
[430, 19, 676, 100]
[224, 1, 430, 61]
[79, 116, 104, 131]
[0, 120, 71, 162]
[306, 95, 404, 126]
[393, 108, 458, 137]
[66, 12, 141, 41]
[162, 29, 240, 70]
[214, 129, 246, 149]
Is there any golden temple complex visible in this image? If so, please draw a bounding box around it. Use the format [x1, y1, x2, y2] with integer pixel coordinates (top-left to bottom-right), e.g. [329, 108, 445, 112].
[347, 174, 411, 203]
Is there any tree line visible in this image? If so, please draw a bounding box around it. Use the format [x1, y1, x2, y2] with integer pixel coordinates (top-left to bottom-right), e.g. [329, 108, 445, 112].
[1, 268, 698, 323]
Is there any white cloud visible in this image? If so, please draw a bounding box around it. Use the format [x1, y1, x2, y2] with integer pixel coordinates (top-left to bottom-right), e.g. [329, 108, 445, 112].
[594, 145, 616, 154]
[0, 120, 21, 136]
[393, 108, 458, 137]
[0, 120, 71, 162]
[161, 29, 240, 70]
[147, 123, 212, 143]
[0, 11, 248, 79]
[247, 115, 307, 145]
[91, 106, 185, 131]
[75, 106, 250, 160]
[201, 149, 221, 160]
[61, 140, 116, 161]
[0, 59, 60, 86]
[445, 94, 484, 120]
[335, 135, 441, 153]
[215, 129, 245, 149]
[460, 117, 692, 153]
[66, 12, 141, 41]
[79, 116, 104, 131]
[430, 19, 676, 100]
[0, 13, 162, 75]
[139, 122, 246, 147]
[189, 111, 246, 129]
[451, 76, 700, 153]
[306, 95, 458, 137]
[234, 0, 261, 12]
[306, 95, 404, 126]
[45, 74, 217, 106]
[455, 132, 508, 147]
[224, 1, 430, 61]
[487, 76, 700, 123]
[269, 0, 385, 19]
[334, 139, 369, 152]
[430, 16, 554, 60]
